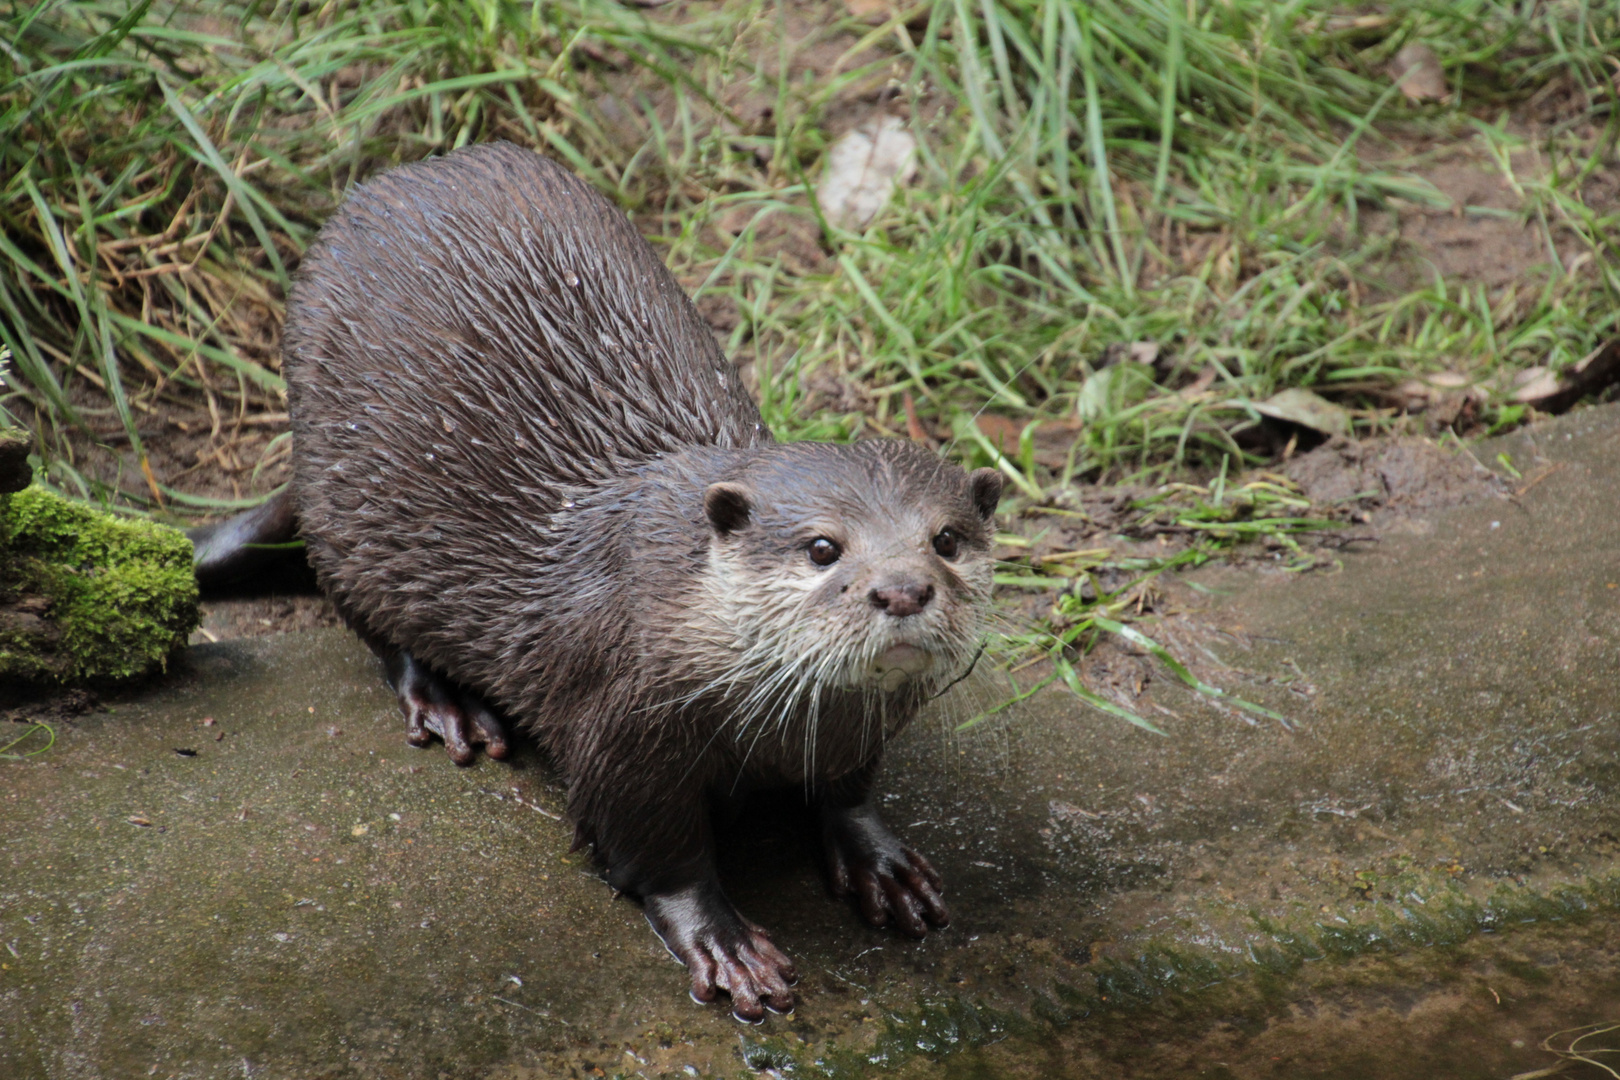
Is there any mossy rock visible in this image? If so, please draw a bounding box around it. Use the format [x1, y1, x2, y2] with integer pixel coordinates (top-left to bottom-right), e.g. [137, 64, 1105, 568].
[0, 485, 199, 684]
[0, 427, 30, 493]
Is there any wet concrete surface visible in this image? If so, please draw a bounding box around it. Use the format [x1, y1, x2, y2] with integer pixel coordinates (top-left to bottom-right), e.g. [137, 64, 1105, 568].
[7, 407, 1620, 1079]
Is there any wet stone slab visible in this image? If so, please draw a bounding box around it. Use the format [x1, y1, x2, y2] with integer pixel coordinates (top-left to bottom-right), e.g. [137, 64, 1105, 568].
[7, 407, 1620, 1079]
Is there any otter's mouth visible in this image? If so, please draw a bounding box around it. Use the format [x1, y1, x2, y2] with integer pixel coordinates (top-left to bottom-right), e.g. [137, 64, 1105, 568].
[869, 644, 935, 692]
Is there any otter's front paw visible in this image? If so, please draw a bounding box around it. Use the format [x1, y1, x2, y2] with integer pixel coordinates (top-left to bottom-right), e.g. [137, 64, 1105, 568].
[643, 884, 797, 1023]
[388, 651, 509, 765]
[825, 809, 948, 938]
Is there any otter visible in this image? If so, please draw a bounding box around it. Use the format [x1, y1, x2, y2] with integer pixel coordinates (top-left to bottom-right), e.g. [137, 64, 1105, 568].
[205, 141, 1002, 1020]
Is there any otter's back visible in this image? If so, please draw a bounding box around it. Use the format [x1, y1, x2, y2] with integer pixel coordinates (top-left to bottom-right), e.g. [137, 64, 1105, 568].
[286, 142, 765, 665]
[287, 142, 764, 486]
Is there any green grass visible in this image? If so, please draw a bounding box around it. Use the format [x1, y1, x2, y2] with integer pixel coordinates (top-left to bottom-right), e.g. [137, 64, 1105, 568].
[1, 0, 727, 504]
[1, 0, 1616, 714]
[971, 472, 1339, 731]
[677, 0, 1620, 473]
[3, 0, 1616, 497]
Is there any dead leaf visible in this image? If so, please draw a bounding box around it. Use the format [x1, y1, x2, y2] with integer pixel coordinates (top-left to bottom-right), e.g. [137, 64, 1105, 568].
[816, 116, 918, 231]
[975, 413, 1024, 450]
[901, 391, 932, 443]
[1098, 341, 1160, 369]
[973, 414, 1079, 469]
[127, 815, 152, 827]
[1390, 43, 1448, 103]
[1253, 388, 1352, 438]
[1509, 367, 1561, 403]
[1391, 371, 1482, 412]
[1509, 337, 1620, 411]
[1178, 366, 1218, 398]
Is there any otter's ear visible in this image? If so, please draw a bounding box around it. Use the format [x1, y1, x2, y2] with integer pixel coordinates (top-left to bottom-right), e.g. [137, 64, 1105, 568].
[704, 482, 753, 536]
[968, 468, 1003, 521]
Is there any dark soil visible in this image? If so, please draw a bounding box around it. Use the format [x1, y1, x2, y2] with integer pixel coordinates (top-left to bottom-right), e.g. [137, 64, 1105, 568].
[1281, 435, 1510, 513]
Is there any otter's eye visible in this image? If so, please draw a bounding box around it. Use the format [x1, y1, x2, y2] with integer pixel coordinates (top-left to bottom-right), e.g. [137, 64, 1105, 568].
[808, 537, 842, 567]
[932, 528, 960, 560]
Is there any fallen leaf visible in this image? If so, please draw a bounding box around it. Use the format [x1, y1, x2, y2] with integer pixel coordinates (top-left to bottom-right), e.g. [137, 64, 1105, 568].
[1509, 366, 1561, 403]
[1253, 388, 1352, 437]
[901, 391, 933, 443]
[1098, 340, 1160, 369]
[974, 413, 1025, 449]
[1391, 371, 1482, 412]
[1390, 43, 1448, 103]
[1509, 337, 1620, 411]
[1178, 366, 1218, 397]
[816, 116, 918, 230]
[127, 815, 151, 827]
[973, 414, 1079, 469]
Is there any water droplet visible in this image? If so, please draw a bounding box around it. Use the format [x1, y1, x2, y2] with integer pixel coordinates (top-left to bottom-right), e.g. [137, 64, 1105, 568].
[565, 273, 581, 288]
[425, 453, 435, 462]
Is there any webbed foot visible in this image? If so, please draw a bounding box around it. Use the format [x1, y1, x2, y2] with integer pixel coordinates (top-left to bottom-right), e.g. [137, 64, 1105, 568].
[824, 805, 948, 938]
[385, 650, 509, 765]
[644, 881, 797, 1022]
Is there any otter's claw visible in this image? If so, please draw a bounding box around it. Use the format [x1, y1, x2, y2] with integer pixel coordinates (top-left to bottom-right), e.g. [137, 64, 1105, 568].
[644, 883, 797, 1022]
[825, 810, 949, 938]
[388, 651, 509, 765]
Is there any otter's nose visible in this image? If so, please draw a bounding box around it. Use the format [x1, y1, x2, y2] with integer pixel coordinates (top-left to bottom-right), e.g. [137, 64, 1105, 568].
[870, 582, 934, 618]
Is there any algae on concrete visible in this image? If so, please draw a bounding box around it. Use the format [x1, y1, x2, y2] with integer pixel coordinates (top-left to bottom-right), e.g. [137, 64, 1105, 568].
[0, 483, 198, 685]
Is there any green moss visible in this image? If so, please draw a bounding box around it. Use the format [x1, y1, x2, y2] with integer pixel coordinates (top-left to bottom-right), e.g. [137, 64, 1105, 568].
[0, 486, 198, 683]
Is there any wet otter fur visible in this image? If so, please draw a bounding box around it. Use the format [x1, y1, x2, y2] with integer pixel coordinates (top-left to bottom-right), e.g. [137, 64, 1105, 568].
[271, 141, 1001, 1019]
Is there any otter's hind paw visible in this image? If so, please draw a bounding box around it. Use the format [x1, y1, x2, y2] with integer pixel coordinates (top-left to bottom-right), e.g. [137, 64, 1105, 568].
[387, 651, 509, 765]
[644, 883, 797, 1023]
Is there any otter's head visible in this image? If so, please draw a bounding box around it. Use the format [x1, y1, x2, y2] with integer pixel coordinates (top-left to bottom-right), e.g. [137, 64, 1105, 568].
[701, 440, 1002, 705]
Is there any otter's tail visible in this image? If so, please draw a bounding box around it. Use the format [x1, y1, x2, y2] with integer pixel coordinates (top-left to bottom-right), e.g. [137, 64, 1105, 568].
[188, 487, 308, 592]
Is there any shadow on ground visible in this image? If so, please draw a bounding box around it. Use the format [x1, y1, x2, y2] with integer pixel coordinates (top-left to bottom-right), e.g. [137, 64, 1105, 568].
[7, 408, 1620, 1079]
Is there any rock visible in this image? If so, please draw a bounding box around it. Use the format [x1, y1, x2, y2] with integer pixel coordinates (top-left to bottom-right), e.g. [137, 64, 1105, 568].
[0, 427, 31, 493]
[1390, 42, 1448, 103]
[0, 486, 199, 685]
[816, 116, 918, 231]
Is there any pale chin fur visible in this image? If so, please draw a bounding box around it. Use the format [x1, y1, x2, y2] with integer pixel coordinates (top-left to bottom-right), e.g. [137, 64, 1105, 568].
[866, 644, 936, 693]
[689, 545, 988, 734]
